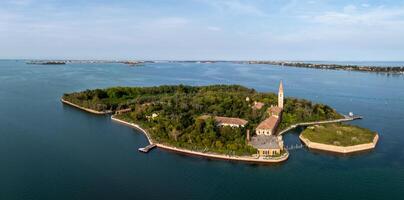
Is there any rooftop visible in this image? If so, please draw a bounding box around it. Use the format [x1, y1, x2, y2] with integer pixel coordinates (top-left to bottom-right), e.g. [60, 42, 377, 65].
[250, 135, 280, 149]
[215, 116, 248, 126]
[252, 101, 265, 110]
[256, 116, 279, 130]
[200, 115, 248, 126]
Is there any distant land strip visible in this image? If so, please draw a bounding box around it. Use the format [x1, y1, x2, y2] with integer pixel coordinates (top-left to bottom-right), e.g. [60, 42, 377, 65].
[25, 59, 404, 74]
[240, 61, 404, 74]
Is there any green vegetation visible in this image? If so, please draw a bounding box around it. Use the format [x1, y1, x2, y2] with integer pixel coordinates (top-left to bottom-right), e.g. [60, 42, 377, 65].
[63, 85, 342, 155]
[301, 123, 376, 146]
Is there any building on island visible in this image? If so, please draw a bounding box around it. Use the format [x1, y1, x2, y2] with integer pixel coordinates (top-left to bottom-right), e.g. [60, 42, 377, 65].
[215, 116, 248, 128]
[250, 135, 284, 156]
[200, 115, 248, 128]
[250, 81, 285, 157]
[255, 81, 284, 136]
[252, 101, 265, 110]
[255, 116, 281, 135]
[146, 113, 159, 120]
[115, 108, 132, 115]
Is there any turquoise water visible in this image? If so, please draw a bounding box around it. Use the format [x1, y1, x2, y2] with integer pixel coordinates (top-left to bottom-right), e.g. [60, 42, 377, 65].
[0, 60, 403, 199]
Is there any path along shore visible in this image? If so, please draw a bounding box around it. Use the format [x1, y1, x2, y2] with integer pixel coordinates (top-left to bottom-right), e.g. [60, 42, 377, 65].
[61, 99, 288, 163]
[278, 115, 361, 135]
[299, 134, 379, 154]
[110, 115, 289, 163]
[61, 98, 113, 114]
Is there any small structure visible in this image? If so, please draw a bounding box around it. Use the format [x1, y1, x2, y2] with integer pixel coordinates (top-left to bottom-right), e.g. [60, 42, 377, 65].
[200, 115, 248, 128]
[214, 116, 248, 128]
[146, 113, 159, 120]
[115, 108, 132, 115]
[138, 144, 156, 153]
[252, 101, 265, 110]
[250, 135, 284, 156]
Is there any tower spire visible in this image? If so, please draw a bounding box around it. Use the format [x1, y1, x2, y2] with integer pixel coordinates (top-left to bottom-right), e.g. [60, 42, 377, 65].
[278, 81, 284, 108]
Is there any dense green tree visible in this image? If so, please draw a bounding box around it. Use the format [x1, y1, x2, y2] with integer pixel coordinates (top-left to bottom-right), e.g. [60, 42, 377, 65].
[63, 85, 342, 155]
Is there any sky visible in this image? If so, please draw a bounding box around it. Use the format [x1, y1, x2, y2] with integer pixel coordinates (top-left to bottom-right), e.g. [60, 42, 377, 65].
[1, 0, 404, 60]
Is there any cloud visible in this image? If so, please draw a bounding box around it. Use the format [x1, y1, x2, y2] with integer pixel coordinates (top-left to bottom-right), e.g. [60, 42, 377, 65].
[201, 0, 266, 16]
[311, 6, 404, 26]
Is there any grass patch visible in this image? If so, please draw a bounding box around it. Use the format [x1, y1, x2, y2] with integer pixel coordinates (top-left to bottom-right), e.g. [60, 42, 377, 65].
[301, 123, 376, 146]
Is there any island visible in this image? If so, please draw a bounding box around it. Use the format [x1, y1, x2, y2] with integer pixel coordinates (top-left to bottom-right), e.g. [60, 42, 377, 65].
[61, 83, 376, 163]
[26, 60, 66, 65]
[240, 61, 404, 74]
[26, 60, 152, 66]
[300, 123, 379, 153]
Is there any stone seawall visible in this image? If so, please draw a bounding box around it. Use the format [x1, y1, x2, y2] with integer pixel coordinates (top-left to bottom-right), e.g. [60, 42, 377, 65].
[300, 134, 379, 154]
[110, 115, 154, 144]
[61, 98, 112, 115]
[110, 116, 289, 163]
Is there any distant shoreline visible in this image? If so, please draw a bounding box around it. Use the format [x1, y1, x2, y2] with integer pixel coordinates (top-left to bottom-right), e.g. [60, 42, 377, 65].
[239, 61, 404, 74]
[24, 59, 404, 74]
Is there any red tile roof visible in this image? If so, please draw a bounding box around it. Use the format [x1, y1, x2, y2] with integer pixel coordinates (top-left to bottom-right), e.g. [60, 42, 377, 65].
[256, 116, 280, 130]
[252, 102, 265, 110]
[200, 115, 248, 126]
[215, 116, 248, 126]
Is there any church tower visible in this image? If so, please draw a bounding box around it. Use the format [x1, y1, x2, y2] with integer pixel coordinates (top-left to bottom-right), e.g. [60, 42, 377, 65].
[278, 81, 284, 109]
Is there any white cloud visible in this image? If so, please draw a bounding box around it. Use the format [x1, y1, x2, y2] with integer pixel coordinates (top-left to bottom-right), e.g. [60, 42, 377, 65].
[311, 6, 404, 26]
[201, 0, 266, 16]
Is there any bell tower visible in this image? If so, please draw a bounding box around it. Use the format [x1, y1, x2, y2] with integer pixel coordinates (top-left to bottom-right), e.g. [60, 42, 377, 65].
[278, 81, 284, 109]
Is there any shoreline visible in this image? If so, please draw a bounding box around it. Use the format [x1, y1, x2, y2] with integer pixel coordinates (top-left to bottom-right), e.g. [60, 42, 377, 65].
[242, 61, 404, 74]
[61, 98, 113, 115]
[299, 134, 379, 154]
[110, 115, 289, 163]
[278, 115, 361, 135]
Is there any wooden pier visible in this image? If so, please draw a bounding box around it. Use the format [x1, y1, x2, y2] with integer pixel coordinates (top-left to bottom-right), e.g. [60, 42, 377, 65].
[285, 144, 305, 150]
[138, 144, 156, 153]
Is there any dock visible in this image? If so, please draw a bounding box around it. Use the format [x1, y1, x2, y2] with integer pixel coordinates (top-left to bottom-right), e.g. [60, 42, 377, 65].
[285, 144, 305, 150]
[138, 144, 156, 153]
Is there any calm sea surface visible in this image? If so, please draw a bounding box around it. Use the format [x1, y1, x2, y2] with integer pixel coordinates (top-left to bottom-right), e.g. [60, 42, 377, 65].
[0, 60, 403, 200]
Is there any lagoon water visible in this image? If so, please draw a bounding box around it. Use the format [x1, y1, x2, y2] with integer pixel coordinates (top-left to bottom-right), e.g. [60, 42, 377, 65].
[0, 60, 403, 199]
